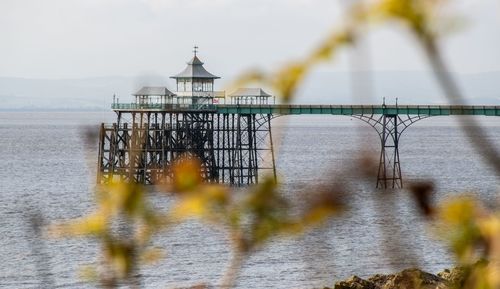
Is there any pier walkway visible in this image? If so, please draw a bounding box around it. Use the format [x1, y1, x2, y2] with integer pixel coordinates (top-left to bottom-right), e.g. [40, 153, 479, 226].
[112, 103, 500, 116]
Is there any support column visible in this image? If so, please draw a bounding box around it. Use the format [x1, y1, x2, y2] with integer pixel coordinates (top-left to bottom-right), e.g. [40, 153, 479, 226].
[377, 114, 403, 189]
[98, 110, 277, 186]
[353, 110, 429, 189]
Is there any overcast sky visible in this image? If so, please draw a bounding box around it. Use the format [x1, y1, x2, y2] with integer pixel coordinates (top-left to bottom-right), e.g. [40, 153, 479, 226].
[1, 0, 500, 84]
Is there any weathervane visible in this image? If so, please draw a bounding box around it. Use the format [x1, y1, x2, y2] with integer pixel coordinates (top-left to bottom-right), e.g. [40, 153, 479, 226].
[193, 45, 199, 56]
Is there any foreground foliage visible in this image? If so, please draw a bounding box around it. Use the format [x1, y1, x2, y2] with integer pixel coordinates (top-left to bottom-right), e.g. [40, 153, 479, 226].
[51, 0, 499, 288]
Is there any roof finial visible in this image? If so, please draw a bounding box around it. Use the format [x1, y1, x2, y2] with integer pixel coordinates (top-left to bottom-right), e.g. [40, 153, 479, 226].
[193, 45, 199, 56]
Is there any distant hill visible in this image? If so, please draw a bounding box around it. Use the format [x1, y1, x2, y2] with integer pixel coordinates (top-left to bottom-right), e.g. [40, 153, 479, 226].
[0, 71, 498, 110]
[0, 75, 165, 110]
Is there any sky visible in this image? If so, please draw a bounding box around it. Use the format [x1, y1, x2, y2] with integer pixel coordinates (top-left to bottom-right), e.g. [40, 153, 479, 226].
[1, 0, 500, 85]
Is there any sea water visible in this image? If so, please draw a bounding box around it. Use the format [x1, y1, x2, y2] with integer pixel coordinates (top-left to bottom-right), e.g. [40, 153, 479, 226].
[0, 112, 499, 288]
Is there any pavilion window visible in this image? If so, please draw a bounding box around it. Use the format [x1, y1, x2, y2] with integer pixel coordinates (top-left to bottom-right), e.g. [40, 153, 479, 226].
[203, 80, 213, 91]
[194, 81, 203, 92]
[177, 80, 185, 92]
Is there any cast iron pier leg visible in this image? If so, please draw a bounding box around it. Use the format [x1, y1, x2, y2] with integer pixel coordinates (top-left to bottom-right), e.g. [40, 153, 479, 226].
[353, 105, 429, 189]
[377, 114, 403, 189]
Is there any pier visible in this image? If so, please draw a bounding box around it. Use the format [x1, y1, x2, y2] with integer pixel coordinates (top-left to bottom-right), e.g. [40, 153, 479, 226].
[97, 51, 500, 188]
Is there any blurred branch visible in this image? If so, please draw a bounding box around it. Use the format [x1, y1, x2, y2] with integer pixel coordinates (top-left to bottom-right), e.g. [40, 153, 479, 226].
[219, 251, 245, 289]
[52, 2, 500, 289]
[26, 211, 55, 289]
[420, 37, 500, 175]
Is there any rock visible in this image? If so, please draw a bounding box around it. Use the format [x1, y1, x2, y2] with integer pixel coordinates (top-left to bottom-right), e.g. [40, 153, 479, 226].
[334, 268, 450, 289]
[334, 276, 376, 289]
[378, 268, 448, 289]
[367, 274, 392, 288]
[437, 267, 468, 288]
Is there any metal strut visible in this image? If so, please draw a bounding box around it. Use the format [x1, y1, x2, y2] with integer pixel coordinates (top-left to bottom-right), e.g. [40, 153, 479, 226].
[378, 114, 402, 188]
[353, 110, 429, 189]
[98, 111, 276, 186]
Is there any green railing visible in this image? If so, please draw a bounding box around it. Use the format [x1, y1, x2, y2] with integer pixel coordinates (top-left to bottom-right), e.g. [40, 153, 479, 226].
[215, 104, 500, 116]
[112, 103, 216, 111]
[112, 103, 500, 116]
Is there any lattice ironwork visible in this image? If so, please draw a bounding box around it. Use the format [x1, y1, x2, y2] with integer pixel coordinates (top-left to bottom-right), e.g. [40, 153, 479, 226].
[352, 112, 430, 189]
[98, 111, 275, 186]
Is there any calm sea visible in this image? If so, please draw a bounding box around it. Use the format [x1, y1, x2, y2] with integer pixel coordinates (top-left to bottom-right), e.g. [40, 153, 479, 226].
[0, 111, 499, 289]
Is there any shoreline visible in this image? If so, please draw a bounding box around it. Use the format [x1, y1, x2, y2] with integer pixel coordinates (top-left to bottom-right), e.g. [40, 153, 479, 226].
[325, 267, 466, 289]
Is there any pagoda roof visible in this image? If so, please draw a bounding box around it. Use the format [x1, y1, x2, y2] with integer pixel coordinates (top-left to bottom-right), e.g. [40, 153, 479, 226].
[133, 86, 175, 96]
[171, 55, 220, 79]
[228, 88, 272, 98]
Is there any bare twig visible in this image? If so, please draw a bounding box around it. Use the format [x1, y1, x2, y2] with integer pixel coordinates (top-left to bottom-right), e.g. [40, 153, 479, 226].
[421, 37, 500, 176]
[219, 250, 246, 289]
[26, 211, 55, 289]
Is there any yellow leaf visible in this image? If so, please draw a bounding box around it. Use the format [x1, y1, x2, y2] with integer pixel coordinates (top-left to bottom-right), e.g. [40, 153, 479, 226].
[304, 206, 338, 226]
[78, 265, 98, 283]
[172, 156, 203, 192]
[171, 195, 207, 219]
[140, 248, 165, 265]
[438, 196, 477, 225]
[50, 212, 107, 237]
[478, 216, 500, 238]
[272, 62, 308, 102]
[309, 28, 354, 63]
[201, 185, 229, 208]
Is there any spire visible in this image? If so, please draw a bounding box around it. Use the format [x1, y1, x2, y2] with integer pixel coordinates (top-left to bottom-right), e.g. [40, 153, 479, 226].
[187, 45, 203, 65]
[171, 47, 220, 79]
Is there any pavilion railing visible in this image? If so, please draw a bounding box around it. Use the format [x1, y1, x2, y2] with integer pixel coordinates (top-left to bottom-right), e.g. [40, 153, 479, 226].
[112, 103, 217, 110]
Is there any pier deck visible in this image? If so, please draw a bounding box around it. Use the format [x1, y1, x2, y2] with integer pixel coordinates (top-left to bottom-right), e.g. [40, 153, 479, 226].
[111, 103, 500, 116]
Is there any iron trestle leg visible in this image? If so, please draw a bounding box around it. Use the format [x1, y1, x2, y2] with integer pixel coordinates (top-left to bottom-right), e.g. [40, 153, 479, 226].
[352, 112, 429, 189]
